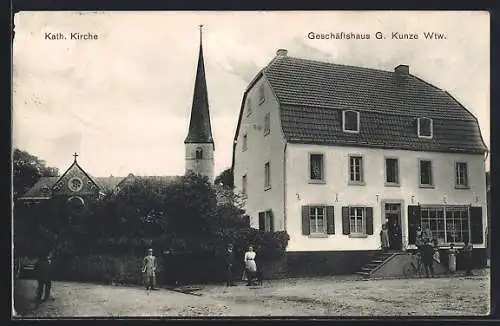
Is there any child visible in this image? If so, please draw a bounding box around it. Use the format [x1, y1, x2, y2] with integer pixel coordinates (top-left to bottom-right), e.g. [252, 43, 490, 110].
[432, 239, 440, 264]
[448, 243, 458, 273]
[142, 248, 157, 293]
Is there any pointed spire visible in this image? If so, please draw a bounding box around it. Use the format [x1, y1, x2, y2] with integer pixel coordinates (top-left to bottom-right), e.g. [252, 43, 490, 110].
[185, 25, 214, 145]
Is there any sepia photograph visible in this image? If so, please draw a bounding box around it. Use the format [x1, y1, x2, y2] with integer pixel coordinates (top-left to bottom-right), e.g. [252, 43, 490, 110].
[12, 10, 490, 318]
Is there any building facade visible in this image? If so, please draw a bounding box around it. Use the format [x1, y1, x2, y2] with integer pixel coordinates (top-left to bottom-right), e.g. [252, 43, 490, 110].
[232, 49, 488, 274]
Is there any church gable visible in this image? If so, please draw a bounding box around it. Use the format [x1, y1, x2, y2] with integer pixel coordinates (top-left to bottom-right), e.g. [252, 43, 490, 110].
[51, 159, 100, 197]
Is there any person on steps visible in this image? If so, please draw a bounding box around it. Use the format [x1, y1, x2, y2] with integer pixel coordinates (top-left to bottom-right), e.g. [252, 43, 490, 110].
[380, 223, 390, 252]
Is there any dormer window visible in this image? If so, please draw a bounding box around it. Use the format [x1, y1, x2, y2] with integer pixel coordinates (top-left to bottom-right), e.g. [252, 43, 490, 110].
[342, 110, 360, 133]
[195, 148, 203, 160]
[258, 84, 265, 104]
[418, 117, 433, 138]
[247, 98, 253, 116]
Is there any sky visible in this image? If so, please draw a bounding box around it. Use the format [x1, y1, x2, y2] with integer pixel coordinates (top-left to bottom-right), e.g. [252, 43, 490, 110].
[12, 11, 490, 177]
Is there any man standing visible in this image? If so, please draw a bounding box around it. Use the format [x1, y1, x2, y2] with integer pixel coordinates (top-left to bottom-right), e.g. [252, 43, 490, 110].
[35, 252, 54, 303]
[420, 241, 435, 278]
[224, 244, 236, 286]
[463, 239, 474, 276]
[142, 248, 157, 293]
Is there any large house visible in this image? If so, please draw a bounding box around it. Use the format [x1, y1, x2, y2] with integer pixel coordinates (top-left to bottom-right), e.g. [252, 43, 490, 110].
[18, 26, 221, 208]
[232, 49, 488, 275]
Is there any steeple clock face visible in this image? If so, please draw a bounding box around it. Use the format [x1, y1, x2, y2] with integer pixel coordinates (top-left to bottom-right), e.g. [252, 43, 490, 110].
[68, 177, 83, 192]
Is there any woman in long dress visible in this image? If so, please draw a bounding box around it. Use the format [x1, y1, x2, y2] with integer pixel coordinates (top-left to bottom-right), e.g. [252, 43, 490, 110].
[448, 243, 458, 273]
[244, 246, 257, 286]
[380, 224, 390, 251]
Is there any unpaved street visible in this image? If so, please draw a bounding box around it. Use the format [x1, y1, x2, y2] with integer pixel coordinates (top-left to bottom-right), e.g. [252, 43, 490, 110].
[16, 269, 490, 317]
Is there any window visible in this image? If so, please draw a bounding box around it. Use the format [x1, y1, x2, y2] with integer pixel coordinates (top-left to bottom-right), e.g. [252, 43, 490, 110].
[195, 148, 203, 160]
[242, 134, 248, 151]
[309, 153, 325, 182]
[264, 162, 271, 189]
[420, 206, 470, 244]
[259, 210, 274, 232]
[419, 160, 433, 187]
[242, 175, 247, 195]
[247, 98, 253, 116]
[342, 110, 360, 133]
[349, 155, 364, 184]
[258, 84, 265, 104]
[418, 117, 433, 138]
[264, 112, 270, 136]
[349, 207, 366, 234]
[456, 162, 469, 188]
[309, 206, 326, 234]
[385, 158, 399, 185]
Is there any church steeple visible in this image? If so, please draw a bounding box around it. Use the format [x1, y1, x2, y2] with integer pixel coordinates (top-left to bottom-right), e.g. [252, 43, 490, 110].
[184, 25, 215, 182]
[184, 24, 214, 147]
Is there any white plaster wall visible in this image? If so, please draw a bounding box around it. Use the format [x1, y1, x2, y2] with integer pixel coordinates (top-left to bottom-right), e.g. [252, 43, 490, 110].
[285, 143, 487, 252]
[233, 76, 286, 230]
[185, 142, 214, 182]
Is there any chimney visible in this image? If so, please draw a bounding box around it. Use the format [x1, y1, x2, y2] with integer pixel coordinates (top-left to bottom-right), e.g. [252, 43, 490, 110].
[276, 49, 288, 57]
[395, 64, 409, 75]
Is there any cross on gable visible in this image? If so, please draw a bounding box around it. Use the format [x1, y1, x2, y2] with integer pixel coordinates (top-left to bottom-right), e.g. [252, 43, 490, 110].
[73, 152, 79, 161]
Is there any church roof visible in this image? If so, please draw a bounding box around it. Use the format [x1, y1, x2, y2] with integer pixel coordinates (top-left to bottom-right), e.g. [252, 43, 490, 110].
[184, 27, 214, 145]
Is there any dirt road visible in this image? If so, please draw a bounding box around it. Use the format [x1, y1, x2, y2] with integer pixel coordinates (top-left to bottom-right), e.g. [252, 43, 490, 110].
[15, 269, 490, 317]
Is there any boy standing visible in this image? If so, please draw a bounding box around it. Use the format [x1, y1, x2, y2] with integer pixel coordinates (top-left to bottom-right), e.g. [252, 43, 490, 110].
[142, 248, 157, 293]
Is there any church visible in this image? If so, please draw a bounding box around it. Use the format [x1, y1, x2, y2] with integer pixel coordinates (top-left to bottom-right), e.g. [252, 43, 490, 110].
[18, 26, 221, 207]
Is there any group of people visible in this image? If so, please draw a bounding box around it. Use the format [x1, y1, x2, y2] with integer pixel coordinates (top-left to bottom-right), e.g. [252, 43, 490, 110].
[380, 222, 475, 278]
[140, 244, 260, 292]
[224, 244, 260, 287]
[379, 220, 402, 251]
[414, 225, 474, 278]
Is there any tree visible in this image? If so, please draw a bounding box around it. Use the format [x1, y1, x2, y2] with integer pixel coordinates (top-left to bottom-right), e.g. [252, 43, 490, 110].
[214, 168, 234, 188]
[13, 148, 59, 199]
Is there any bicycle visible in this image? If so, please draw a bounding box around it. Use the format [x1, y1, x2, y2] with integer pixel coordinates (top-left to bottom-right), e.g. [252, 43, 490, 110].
[402, 252, 426, 277]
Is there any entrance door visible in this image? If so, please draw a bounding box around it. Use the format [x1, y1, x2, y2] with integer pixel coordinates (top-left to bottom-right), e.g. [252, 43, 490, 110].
[384, 203, 402, 250]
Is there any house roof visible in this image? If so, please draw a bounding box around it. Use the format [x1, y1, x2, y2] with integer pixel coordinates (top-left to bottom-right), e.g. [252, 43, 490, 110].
[18, 177, 59, 199]
[261, 54, 487, 153]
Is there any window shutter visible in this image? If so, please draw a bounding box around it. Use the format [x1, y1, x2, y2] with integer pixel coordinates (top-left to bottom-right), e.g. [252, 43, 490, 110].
[269, 211, 275, 233]
[470, 206, 483, 244]
[258, 212, 265, 231]
[342, 207, 350, 235]
[326, 206, 335, 234]
[302, 206, 310, 235]
[365, 207, 373, 235]
[407, 205, 421, 245]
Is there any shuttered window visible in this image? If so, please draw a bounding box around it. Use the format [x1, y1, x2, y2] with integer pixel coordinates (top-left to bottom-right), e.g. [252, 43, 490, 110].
[342, 206, 374, 235]
[259, 210, 274, 232]
[470, 206, 483, 244]
[301, 205, 335, 235]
